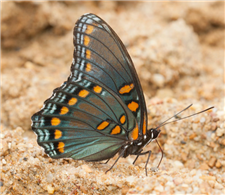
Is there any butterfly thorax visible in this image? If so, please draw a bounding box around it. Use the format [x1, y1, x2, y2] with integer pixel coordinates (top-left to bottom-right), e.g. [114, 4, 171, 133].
[121, 128, 161, 158]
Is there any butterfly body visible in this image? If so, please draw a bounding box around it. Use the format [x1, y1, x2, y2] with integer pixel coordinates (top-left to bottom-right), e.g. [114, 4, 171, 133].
[32, 13, 160, 174]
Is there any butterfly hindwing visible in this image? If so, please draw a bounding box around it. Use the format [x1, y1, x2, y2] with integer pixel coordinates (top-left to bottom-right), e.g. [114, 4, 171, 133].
[32, 78, 138, 160]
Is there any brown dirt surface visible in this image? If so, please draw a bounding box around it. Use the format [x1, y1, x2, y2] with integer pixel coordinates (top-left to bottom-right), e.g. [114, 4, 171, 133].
[1, 1, 224, 195]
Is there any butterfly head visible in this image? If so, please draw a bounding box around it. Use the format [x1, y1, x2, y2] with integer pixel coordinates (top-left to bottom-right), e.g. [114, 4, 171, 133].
[148, 128, 161, 140]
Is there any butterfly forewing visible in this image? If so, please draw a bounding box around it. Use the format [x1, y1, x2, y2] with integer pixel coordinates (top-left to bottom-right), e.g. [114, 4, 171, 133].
[31, 13, 147, 162]
[72, 13, 147, 136]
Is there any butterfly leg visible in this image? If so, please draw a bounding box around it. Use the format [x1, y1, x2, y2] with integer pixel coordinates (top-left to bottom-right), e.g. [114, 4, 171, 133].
[132, 149, 143, 165]
[133, 140, 164, 175]
[144, 150, 152, 176]
[132, 150, 152, 176]
[105, 147, 126, 174]
[155, 139, 164, 168]
[103, 159, 110, 164]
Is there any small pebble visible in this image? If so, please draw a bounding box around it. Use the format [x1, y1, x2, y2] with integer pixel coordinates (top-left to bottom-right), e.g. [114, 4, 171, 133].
[46, 173, 53, 183]
[211, 123, 217, 131]
[215, 160, 222, 168]
[8, 142, 11, 149]
[81, 164, 92, 173]
[199, 163, 210, 170]
[2, 159, 6, 165]
[200, 175, 215, 181]
[180, 140, 186, 144]
[126, 176, 136, 184]
[165, 181, 175, 188]
[150, 167, 159, 172]
[216, 128, 224, 137]
[212, 117, 220, 122]
[0, 140, 8, 156]
[221, 139, 225, 146]
[189, 133, 197, 140]
[200, 117, 206, 123]
[181, 183, 189, 189]
[154, 184, 164, 192]
[47, 185, 54, 194]
[181, 152, 188, 162]
[173, 177, 183, 186]
[173, 160, 184, 168]
[190, 169, 197, 176]
[208, 157, 217, 168]
[152, 73, 165, 87]
[214, 181, 224, 190]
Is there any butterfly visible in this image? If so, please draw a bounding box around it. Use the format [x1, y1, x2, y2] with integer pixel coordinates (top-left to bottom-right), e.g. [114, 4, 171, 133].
[31, 13, 213, 176]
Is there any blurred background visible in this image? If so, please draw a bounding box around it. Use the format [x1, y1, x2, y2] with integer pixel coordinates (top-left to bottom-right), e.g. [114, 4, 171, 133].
[2, 1, 224, 129]
[1, 2, 224, 193]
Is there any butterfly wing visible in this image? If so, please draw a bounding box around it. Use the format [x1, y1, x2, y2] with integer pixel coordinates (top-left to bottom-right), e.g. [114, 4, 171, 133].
[31, 13, 147, 161]
[73, 13, 148, 136]
[32, 78, 134, 161]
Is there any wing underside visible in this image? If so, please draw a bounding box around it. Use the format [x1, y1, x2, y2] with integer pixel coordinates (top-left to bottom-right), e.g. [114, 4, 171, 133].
[31, 13, 147, 161]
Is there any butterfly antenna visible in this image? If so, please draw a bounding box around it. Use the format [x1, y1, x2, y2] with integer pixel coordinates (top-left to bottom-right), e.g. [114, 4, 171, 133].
[154, 105, 213, 169]
[156, 105, 214, 129]
[155, 104, 193, 130]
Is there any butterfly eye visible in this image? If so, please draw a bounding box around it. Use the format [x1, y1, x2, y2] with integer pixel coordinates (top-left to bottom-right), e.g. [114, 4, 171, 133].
[151, 131, 154, 139]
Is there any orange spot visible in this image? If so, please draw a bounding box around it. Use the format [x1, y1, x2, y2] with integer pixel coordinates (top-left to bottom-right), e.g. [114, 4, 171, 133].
[55, 130, 62, 139]
[119, 83, 134, 94]
[120, 115, 126, 124]
[86, 49, 91, 59]
[97, 121, 109, 130]
[85, 63, 91, 72]
[68, 97, 77, 106]
[128, 101, 139, 112]
[78, 89, 89, 98]
[86, 25, 94, 34]
[129, 124, 139, 140]
[60, 106, 69, 115]
[142, 118, 147, 135]
[111, 126, 121, 135]
[58, 142, 65, 153]
[84, 36, 90, 46]
[51, 117, 60, 126]
[93, 86, 102, 93]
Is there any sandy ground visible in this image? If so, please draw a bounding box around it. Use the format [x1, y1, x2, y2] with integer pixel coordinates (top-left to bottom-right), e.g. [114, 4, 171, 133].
[1, 1, 225, 194]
